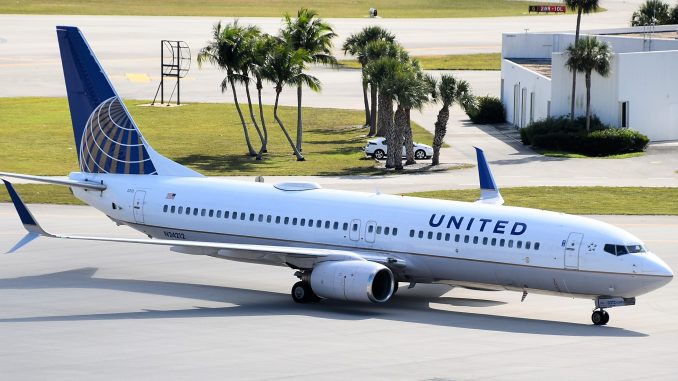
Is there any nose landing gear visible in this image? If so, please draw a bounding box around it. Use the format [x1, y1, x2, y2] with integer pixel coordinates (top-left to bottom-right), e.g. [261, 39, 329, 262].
[591, 309, 610, 325]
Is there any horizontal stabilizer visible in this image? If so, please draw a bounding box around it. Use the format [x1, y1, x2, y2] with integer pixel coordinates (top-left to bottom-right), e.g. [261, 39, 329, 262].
[0, 172, 106, 191]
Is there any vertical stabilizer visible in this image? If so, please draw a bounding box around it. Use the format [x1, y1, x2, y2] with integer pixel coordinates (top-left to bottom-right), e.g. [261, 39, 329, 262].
[474, 147, 504, 205]
[56, 26, 201, 177]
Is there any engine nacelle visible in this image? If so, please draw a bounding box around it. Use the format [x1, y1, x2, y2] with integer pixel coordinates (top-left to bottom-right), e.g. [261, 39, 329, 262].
[310, 260, 394, 303]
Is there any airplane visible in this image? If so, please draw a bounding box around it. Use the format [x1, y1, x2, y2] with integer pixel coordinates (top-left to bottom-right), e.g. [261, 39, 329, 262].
[1, 26, 673, 326]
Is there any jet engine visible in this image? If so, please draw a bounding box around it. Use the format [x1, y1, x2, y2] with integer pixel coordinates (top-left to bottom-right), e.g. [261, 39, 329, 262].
[310, 260, 394, 303]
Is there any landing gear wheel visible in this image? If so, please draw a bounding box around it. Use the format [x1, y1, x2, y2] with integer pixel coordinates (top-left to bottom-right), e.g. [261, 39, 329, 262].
[415, 149, 426, 160]
[291, 281, 320, 303]
[373, 149, 385, 160]
[592, 310, 609, 326]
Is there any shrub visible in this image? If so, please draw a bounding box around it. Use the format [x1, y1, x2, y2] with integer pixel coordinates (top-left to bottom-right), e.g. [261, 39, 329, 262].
[521, 116, 649, 156]
[467, 96, 506, 124]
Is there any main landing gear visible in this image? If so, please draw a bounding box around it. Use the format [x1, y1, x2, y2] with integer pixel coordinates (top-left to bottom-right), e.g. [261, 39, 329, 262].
[291, 281, 320, 303]
[591, 308, 610, 326]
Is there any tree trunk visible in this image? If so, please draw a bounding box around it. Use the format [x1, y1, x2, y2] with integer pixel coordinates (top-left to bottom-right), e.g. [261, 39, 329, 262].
[361, 66, 371, 128]
[392, 105, 407, 170]
[432, 104, 450, 166]
[370, 85, 378, 136]
[570, 8, 583, 122]
[296, 84, 303, 152]
[585, 72, 591, 132]
[229, 75, 257, 156]
[256, 79, 268, 156]
[379, 94, 395, 168]
[403, 107, 416, 165]
[274, 88, 305, 161]
[376, 91, 388, 138]
[244, 81, 265, 160]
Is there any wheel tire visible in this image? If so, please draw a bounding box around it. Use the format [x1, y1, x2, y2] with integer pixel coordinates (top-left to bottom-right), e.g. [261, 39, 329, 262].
[373, 149, 385, 160]
[291, 281, 319, 303]
[601, 310, 610, 325]
[415, 149, 426, 160]
[592, 310, 605, 325]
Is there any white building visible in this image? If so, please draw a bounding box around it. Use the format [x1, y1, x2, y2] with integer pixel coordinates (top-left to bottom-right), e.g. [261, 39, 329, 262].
[501, 26, 678, 141]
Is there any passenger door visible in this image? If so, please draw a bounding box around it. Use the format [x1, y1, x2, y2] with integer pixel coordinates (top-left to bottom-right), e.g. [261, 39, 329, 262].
[564, 232, 583, 269]
[365, 221, 377, 243]
[133, 190, 146, 224]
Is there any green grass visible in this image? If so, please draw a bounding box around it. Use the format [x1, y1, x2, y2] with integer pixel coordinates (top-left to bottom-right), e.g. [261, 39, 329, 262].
[406, 187, 678, 215]
[0, 0, 565, 18]
[0, 97, 435, 176]
[3, 186, 676, 215]
[339, 53, 502, 71]
[535, 149, 646, 159]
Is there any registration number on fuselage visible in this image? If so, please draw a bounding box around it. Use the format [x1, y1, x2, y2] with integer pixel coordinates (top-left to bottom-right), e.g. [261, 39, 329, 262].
[163, 231, 186, 240]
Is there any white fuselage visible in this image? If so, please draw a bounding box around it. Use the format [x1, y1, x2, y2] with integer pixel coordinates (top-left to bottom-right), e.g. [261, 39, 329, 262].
[70, 172, 673, 300]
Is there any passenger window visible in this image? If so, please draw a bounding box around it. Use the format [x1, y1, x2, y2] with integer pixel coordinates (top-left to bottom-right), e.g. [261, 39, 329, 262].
[240, 213, 246, 220]
[317, 220, 322, 228]
[393, 228, 398, 236]
[170, 206, 176, 213]
[517, 241, 522, 249]
[293, 218, 298, 225]
[445, 233, 450, 241]
[216, 210, 221, 218]
[163, 205, 168, 213]
[209, 209, 214, 217]
[368, 225, 374, 233]
[284, 217, 290, 225]
[276, 216, 281, 224]
[482, 237, 488, 245]
[308, 219, 313, 226]
[428, 231, 433, 239]
[436, 232, 442, 240]
[186, 207, 191, 215]
[194, 208, 199, 216]
[342, 223, 348, 231]
[455, 234, 460, 242]
[508, 240, 513, 248]
[464, 235, 470, 243]
[324, 221, 330, 229]
[534, 242, 540, 250]
[491, 238, 496, 246]
[232, 212, 238, 219]
[410, 229, 415, 237]
[418, 231, 424, 239]
[473, 236, 479, 244]
[258, 214, 264, 222]
[500, 239, 505, 247]
[525, 241, 531, 250]
[352, 223, 358, 232]
[333, 222, 339, 230]
[178, 206, 183, 214]
[224, 211, 229, 218]
[301, 218, 306, 226]
[377, 226, 383, 234]
[249, 213, 255, 221]
[384, 227, 390, 235]
[200, 209, 206, 217]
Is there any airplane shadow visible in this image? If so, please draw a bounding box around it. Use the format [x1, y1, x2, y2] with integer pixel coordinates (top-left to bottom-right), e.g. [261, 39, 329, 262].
[0, 268, 647, 338]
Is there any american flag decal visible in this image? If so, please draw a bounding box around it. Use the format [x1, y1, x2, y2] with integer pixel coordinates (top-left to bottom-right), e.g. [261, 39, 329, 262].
[166, 193, 176, 200]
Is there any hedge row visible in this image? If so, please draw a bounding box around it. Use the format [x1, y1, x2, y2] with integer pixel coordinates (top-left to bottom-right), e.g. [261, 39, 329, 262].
[466, 96, 506, 124]
[520, 116, 649, 156]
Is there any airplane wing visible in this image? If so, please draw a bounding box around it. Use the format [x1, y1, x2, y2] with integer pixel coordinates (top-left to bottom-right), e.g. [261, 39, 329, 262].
[1, 179, 406, 270]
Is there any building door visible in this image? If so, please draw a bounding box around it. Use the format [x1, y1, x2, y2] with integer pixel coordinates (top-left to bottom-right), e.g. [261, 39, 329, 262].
[349, 219, 361, 241]
[564, 232, 583, 269]
[521, 87, 527, 128]
[133, 190, 146, 224]
[513, 84, 520, 126]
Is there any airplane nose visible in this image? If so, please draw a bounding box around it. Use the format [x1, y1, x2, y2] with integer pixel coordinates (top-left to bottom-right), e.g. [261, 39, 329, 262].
[642, 252, 674, 278]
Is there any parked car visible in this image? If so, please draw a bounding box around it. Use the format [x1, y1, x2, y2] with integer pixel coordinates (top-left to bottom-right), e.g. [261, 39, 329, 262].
[364, 137, 433, 160]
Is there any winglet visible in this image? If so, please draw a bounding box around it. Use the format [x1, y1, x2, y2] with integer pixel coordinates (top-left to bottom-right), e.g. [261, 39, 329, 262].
[2, 180, 51, 237]
[474, 147, 504, 205]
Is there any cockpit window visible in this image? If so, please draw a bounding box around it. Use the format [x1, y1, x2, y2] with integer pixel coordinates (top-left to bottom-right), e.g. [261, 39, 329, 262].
[604, 243, 646, 256]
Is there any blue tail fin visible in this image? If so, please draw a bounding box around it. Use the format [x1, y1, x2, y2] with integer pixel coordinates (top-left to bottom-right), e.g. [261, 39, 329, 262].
[56, 26, 201, 177]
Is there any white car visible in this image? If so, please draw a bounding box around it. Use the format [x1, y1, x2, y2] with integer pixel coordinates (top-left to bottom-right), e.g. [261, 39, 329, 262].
[364, 137, 434, 160]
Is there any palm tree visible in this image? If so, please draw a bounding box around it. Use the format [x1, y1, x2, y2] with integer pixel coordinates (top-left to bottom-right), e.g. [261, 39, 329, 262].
[364, 40, 408, 138]
[631, 0, 671, 26]
[393, 62, 431, 166]
[565, 0, 600, 122]
[342, 26, 396, 133]
[430, 74, 473, 166]
[282, 8, 337, 153]
[197, 21, 261, 156]
[365, 56, 405, 169]
[565, 36, 611, 132]
[260, 42, 320, 161]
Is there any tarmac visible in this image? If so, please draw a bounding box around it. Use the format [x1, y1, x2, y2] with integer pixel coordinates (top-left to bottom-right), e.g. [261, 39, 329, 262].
[0, 204, 677, 380]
